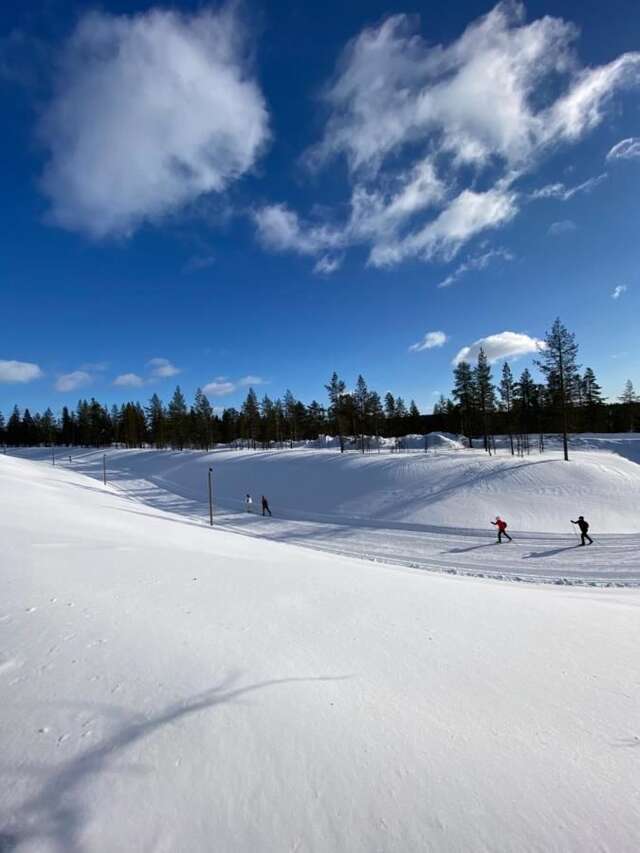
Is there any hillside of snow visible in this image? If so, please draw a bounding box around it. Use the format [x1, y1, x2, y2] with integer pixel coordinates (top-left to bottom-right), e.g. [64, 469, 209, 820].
[10, 436, 640, 534]
[2, 454, 640, 852]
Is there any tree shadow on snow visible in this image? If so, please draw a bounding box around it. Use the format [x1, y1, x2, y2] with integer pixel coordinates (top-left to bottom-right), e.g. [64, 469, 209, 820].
[0, 671, 349, 853]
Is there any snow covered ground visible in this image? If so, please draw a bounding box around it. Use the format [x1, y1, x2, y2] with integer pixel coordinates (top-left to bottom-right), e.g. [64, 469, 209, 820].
[1, 454, 640, 852]
[8, 438, 640, 585]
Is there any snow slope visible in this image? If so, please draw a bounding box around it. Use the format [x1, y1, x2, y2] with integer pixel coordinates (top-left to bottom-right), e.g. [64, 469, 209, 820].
[1, 455, 640, 852]
[8, 443, 640, 584]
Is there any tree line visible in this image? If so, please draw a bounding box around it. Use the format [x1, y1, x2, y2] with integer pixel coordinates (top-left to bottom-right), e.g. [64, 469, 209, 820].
[1, 319, 638, 453]
[433, 319, 639, 459]
[0, 378, 426, 451]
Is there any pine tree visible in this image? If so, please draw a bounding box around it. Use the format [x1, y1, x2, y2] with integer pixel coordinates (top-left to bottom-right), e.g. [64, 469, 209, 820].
[241, 388, 260, 448]
[535, 318, 579, 461]
[353, 374, 370, 452]
[452, 361, 476, 447]
[499, 362, 515, 455]
[474, 348, 496, 452]
[325, 372, 347, 452]
[619, 380, 638, 431]
[145, 394, 166, 448]
[581, 367, 604, 431]
[167, 386, 188, 450]
[193, 388, 214, 450]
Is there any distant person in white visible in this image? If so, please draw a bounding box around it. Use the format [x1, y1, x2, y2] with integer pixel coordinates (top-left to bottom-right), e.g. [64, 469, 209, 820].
[245, 494, 253, 513]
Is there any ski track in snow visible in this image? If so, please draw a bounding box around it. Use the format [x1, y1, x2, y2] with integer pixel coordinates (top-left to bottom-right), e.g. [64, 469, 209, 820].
[8, 445, 640, 587]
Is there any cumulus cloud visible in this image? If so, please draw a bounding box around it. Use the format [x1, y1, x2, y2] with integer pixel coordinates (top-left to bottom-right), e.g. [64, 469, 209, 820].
[0, 360, 43, 383]
[39, 6, 269, 237]
[548, 219, 577, 236]
[453, 331, 545, 365]
[147, 358, 180, 378]
[55, 370, 92, 392]
[203, 380, 236, 396]
[607, 138, 640, 160]
[255, 3, 640, 270]
[113, 372, 145, 387]
[611, 285, 627, 300]
[437, 246, 513, 288]
[409, 331, 448, 352]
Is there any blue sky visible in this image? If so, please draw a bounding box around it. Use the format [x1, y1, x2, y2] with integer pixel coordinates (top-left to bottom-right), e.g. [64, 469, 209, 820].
[1, 0, 639, 415]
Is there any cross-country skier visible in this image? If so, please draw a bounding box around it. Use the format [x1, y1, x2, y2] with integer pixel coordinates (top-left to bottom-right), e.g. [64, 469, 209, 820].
[491, 516, 512, 543]
[261, 495, 272, 517]
[571, 516, 593, 546]
[245, 494, 253, 513]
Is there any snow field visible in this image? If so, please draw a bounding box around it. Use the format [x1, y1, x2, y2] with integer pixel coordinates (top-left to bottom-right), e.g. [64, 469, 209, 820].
[1, 454, 640, 851]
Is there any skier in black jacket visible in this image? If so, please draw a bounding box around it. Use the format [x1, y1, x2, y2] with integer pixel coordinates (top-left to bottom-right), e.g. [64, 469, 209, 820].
[571, 516, 593, 546]
[261, 495, 272, 517]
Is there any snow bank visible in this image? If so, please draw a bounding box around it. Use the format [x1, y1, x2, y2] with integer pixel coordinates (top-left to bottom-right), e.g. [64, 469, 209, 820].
[1, 455, 639, 851]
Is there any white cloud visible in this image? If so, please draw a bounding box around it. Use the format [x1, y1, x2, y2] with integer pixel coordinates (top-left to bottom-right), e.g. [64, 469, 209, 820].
[548, 219, 577, 236]
[313, 255, 343, 275]
[607, 138, 640, 160]
[453, 331, 545, 365]
[612, 285, 627, 300]
[39, 6, 269, 237]
[55, 370, 92, 392]
[147, 357, 180, 378]
[203, 380, 236, 396]
[530, 173, 607, 201]
[255, 3, 640, 270]
[113, 372, 145, 387]
[437, 246, 513, 288]
[253, 204, 344, 255]
[238, 375, 266, 387]
[409, 331, 448, 352]
[0, 360, 43, 383]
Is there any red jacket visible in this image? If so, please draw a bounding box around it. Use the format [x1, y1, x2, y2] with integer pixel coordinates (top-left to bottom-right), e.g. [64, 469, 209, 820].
[493, 519, 507, 532]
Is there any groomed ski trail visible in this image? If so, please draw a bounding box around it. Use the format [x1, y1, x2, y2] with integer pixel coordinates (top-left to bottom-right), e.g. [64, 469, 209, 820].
[12, 450, 640, 587]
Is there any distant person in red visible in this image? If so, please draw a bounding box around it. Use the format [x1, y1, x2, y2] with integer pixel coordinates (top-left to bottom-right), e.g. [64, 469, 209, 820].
[261, 495, 272, 517]
[571, 516, 593, 546]
[491, 516, 512, 543]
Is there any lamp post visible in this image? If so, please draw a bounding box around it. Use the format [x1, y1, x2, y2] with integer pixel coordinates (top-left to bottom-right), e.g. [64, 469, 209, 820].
[208, 467, 214, 526]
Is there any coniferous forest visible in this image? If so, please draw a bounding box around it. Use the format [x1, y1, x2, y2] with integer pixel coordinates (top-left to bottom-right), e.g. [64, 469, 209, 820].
[1, 320, 639, 452]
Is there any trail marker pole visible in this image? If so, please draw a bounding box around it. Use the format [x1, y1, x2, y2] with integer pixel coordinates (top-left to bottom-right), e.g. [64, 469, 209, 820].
[51, 447, 55, 466]
[208, 467, 214, 526]
[103, 453, 107, 486]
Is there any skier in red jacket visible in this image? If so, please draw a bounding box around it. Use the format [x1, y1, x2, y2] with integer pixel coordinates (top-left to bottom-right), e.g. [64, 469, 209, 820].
[491, 516, 513, 543]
